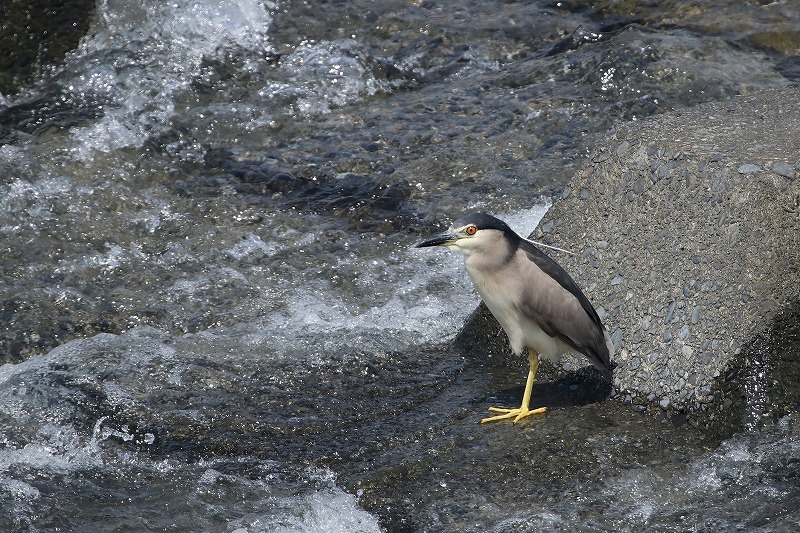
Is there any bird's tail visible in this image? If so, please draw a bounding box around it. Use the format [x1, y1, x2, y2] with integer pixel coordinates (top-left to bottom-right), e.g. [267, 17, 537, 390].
[599, 329, 615, 371]
[586, 329, 615, 371]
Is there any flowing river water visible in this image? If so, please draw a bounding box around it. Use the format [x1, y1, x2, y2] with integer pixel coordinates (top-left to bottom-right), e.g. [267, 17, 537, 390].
[0, 1, 799, 531]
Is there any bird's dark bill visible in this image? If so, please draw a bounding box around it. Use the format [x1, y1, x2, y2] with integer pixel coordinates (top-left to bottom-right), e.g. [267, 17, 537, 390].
[415, 230, 458, 248]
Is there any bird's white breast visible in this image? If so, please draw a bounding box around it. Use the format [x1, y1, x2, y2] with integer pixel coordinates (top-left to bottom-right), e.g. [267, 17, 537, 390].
[464, 251, 571, 361]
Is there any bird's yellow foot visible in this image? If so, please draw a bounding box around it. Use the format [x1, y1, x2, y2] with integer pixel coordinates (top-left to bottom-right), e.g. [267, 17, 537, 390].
[480, 405, 548, 424]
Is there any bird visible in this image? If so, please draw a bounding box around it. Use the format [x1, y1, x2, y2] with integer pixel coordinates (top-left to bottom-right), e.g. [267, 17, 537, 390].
[415, 212, 613, 424]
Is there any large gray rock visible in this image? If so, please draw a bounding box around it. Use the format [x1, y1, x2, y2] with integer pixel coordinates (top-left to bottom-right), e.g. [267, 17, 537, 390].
[460, 86, 800, 423]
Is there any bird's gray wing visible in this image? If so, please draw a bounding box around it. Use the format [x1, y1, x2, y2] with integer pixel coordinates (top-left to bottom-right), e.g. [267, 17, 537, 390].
[517, 240, 611, 370]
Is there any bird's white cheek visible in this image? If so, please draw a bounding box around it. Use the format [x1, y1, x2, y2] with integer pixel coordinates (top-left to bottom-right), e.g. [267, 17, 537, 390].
[446, 242, 473, 256]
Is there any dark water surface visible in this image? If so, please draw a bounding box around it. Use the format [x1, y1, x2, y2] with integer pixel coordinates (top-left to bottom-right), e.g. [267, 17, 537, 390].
[0, 0, 798, 530]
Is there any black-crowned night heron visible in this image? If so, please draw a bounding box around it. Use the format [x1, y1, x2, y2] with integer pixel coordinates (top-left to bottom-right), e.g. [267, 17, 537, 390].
[416, 212, 613, 424]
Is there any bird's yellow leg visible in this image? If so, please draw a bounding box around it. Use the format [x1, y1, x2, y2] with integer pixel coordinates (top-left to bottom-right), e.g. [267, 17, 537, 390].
[481, 350, 548, 424]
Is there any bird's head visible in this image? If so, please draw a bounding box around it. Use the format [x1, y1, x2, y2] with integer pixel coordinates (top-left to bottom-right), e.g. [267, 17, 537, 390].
[415, 213, 519, 256]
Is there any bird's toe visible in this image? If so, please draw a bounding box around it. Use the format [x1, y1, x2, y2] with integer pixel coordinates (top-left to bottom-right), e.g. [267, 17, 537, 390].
[480, 405, 547, 424]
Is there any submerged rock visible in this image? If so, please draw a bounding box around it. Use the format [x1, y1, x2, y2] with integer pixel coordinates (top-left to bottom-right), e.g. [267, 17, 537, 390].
[461, 86, 800, 431]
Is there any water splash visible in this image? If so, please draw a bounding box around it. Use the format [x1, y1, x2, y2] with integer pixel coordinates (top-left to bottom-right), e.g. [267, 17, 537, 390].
[276, 39, 384, 115]
[66, 0, 274, 160]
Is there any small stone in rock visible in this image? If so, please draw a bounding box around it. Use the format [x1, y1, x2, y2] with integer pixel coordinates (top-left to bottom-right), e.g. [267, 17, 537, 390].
[665, 301, 677, 323]
[772, 162, 796, 179]
[737, 163, 761, 174]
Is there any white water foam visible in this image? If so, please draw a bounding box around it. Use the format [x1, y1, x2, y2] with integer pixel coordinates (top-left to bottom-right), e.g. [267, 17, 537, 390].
[57, 2, 391, 162]
[236, 203, 554, 356]
[276, 39, 385, 115]
[66, 0, 274, 160]
[226, 468, 381, 533]
[0, 328, 381, 531]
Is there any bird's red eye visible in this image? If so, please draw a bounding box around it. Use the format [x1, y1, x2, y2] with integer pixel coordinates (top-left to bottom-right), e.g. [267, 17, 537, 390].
[466, 225, 477, 236]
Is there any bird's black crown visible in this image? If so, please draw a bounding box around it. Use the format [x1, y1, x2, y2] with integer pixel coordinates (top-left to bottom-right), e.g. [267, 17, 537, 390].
[453, 212, 518, 237]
